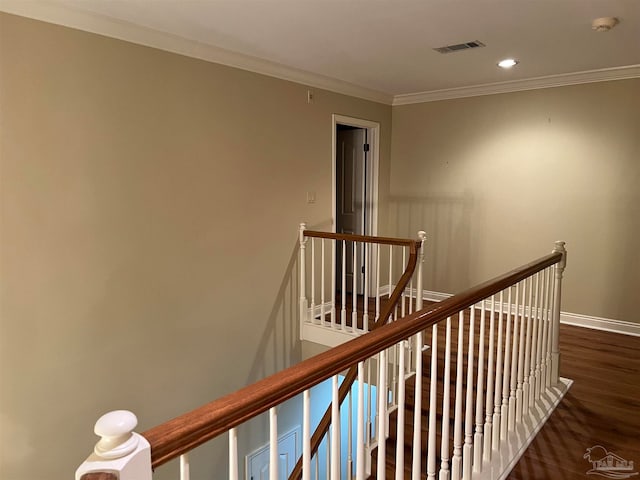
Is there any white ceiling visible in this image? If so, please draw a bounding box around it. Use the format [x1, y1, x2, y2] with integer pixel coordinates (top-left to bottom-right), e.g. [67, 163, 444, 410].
[2, 0, 639, 104]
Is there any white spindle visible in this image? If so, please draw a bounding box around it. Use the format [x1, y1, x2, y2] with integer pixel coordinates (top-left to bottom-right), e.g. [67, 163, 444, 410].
[426, 325, 438, 480]
[388, 246, 393, 300]
[484, 296, 496, 462]
[545, 266, 554, 389]
[523, 276, 534, 414]
[367, 360, 373, 447]
[540, 268, 550, 390]
[299, 223, 307, 325]
[180, 454, 190, 480]
[320, 239, 326, 325]
[551, 241, 567, 385]
[463, 307, 475, 480]
[303, 390, 311, 480]
[474, 301, 486, 471]
[269, 407, 278, 480]
[440, 317, 452, 480]
[311, 238, 316, 321]
[228, 430, 237, 480]
[352, 241, 358, 329]
[500, 288, 512, 441]
[331, 240, 336, 328]
[417, 231, 426, 311]
[412, 331, 424, 480]
[331, 375, 341, 480]
[395, 341, 406, 480]
[363, 243, 369, 331]
[401, 247, 407, 317]
[452, 311, 464, 480]
[341, 240, 347, 329]
[516, 280, 527, 423]
[492, 291, 504, 451]
[375, 245, 381, 325]
[356, 362, 365, 480]
[376, 350, 387, 479]
[508, 284, 519, 431]
[534, 270, 545, 401]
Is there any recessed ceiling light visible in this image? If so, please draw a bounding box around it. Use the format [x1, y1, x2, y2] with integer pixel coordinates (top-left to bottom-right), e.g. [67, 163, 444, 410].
[497, 58, 519, 69]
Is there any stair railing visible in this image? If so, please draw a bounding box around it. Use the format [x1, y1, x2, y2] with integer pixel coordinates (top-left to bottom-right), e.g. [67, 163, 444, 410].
[292, 226, 426, 479]
[298, 223, 427, 341]
[76, 241, 567, 480]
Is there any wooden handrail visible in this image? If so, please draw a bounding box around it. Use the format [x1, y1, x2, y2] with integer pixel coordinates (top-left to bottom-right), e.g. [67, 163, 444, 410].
[142, 250, 561, 470]
[304, 229, 419, 248]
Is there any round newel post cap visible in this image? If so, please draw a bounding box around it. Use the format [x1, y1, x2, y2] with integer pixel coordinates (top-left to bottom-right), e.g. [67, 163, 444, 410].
[94, 410, 140, 459]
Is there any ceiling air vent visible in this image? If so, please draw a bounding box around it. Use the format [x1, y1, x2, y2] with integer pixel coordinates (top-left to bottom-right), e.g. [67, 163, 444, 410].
[433, 40, 486, 54]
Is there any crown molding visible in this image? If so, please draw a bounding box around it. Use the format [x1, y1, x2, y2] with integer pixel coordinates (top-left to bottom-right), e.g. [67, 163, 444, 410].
[393, 64, 640, 105]
[0, 1, 393, 105]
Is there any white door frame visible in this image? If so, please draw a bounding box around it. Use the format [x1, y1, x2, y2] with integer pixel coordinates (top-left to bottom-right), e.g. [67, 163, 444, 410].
[331, 114, 380, 236]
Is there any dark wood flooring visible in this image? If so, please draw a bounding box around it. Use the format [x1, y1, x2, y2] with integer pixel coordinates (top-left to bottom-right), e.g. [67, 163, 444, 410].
[508, 324, 640, 479]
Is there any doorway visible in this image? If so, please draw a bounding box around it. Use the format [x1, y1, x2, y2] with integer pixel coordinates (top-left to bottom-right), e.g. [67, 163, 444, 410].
[332, 115, 379, 296]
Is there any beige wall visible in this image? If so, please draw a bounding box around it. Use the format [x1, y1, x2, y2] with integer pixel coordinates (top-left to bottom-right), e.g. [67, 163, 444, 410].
[390, 79, 640, 323]
[0, 13, 391, 480]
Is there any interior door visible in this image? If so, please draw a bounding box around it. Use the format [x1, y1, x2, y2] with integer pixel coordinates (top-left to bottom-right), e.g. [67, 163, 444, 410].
[336, 126, 367, 294]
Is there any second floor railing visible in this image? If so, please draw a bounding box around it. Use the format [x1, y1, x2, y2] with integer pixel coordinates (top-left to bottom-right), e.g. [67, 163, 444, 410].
[76, 235, 568, 480]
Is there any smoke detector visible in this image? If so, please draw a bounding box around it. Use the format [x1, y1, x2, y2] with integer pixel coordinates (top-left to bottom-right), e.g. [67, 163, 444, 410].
[592, 17, 619, 32]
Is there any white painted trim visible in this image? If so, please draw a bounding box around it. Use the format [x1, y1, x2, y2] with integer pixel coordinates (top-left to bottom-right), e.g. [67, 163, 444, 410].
[307, 301, 334, 321]
[331, 115, 380, 237]
[392, 64, 640, 105]
[0, 1, 392, 105]
[474, 378, 572, 480]
[414, 288, 640, 337]
[301, 322, 361, 348]
[559, 311, 640, 337]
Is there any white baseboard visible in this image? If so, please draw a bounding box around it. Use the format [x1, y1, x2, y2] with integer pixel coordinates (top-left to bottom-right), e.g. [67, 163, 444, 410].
[419, 288, 640, 337]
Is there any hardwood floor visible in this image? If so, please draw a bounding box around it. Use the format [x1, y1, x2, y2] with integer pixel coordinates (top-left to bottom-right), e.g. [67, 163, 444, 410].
[508, 324, 640, 479]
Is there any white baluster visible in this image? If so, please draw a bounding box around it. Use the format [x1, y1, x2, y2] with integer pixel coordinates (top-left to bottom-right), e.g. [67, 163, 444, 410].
[270, 407, 278, 480]
[401, 247, 407, 317]
[320, 239, 326, 325]
[352, 241, 358, 330]
[299, 223, 308, 326]
[311, 238, 316, 323]
[367, 360, 373, 448]
[516, 280, 527, 423]
[551, 241, 566, 384]
[303, 390, 311, 480]
[388, 245, 394, 301]
[180, 454, 190, 480]
[331, 375, 341, 480]
[341, 240, 347, 330]
[501, 288, 512, 441]
[474, 301, 486, 471]
[376, 350, 387, 480]
[484, 296, 496, 462]
[508, 284, 520, 431]
[331, 239, 336, 328]
[356, 362, 365, 480]
[545, 266, 555, 389]
[463, 307, 475, 480]
[440, 317, 452, 480]
[75, 410, 152, 480]
[395, 341, 407, 480]
[417, 231, 426, 312]
[534, 270, 544, 401]
[426, 325, 438, 480]
[229, 429, 238, 480]
[412, 331, 424, 480]
[375, 245, 381, 325]
[492, 291, 504, 451]
[523, 276, 534, 414]
[363, 243, 369, 331]
[451, 312, 464, 480]
[539, 269, 550, 390]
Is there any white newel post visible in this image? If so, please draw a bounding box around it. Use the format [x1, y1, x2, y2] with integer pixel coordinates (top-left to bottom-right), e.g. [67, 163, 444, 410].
[299, 223, 308, 327]
[75, 410, 152, 480]
[551, 241, 566, 385]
